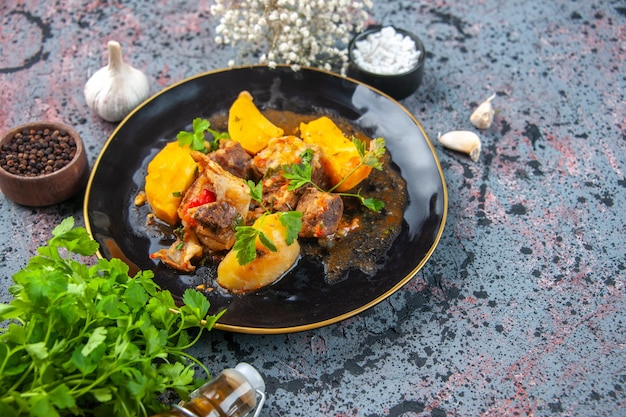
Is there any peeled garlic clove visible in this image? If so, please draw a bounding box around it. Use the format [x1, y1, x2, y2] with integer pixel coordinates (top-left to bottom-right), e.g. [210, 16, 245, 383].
[470, 93, 496, 129]
[438, 131, 481, 162]
[84, 40, 150, 122]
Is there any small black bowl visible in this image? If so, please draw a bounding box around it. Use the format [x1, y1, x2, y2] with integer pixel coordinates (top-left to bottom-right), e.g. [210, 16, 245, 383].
[348, 25, 426, 100]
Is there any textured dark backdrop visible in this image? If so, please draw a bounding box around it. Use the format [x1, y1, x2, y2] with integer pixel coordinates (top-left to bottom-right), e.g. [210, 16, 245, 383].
[1, 1, 624, 416]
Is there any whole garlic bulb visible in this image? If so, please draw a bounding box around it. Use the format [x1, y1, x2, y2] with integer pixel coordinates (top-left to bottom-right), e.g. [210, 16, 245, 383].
[84, 40, 150, 122]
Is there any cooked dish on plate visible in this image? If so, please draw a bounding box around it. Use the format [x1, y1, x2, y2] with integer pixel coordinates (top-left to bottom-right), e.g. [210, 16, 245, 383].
[139, 90, 407, 295]
[84, 66, 447, 333]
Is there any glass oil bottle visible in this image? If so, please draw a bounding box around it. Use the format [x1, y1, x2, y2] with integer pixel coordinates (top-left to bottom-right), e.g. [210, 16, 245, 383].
[151, 363, 266, 417]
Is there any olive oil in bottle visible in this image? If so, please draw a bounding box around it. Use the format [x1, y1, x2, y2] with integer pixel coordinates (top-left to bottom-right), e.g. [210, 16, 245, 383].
[152, 363, 265, 417]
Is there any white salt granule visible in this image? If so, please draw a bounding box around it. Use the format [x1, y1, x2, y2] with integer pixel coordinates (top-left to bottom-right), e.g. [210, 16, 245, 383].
[352, 26, 421, 75]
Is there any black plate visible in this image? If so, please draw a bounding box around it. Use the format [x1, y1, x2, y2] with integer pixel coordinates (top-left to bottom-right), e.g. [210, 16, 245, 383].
[84, 66, 447, 334]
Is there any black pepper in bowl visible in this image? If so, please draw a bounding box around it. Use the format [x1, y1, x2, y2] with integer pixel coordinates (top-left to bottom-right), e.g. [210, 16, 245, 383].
[0, 121, 89, 206]
[0, 127, 77, 177]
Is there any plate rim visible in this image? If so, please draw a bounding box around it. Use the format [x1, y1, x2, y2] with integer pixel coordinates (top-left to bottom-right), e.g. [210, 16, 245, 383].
[83, 64, 449, 334]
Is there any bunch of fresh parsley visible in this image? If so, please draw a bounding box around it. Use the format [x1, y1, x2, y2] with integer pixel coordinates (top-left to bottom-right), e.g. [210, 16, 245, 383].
[0, 217, 224, 417]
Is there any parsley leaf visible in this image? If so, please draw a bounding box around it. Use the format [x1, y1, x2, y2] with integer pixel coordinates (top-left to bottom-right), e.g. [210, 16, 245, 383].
[233, 225, 261, 266]
[0, 217, 224, 417]
[246, 179, 263, 204]
[362, 137, 386, 170]
[284, 163, 313, 191]
[362, 197, 385, 212]
[176, 117, 229, 152]
[280, 211, 303, 245]
[233, 210, 301, 266]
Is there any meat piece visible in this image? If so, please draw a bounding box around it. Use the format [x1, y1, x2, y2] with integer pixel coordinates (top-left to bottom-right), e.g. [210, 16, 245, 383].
[209, 139, 253, 179]
[296, 188, 344, 238]
[150, 228, 203, 272]
[191, 201, 242, 251]
[260, 173, 304, 213]
[179, 152, 250, 251]
[251, 135, 330, 214]
[252, 135, 330, 188]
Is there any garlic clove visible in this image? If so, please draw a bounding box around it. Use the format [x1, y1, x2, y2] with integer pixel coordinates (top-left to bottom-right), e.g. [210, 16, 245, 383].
[470, 93, 496, 129]
[84, 40, 150, 122]
[438, 130, 481, 162]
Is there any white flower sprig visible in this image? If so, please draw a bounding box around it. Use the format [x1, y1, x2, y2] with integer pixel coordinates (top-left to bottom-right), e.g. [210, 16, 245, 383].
[210, 0, 373, 73]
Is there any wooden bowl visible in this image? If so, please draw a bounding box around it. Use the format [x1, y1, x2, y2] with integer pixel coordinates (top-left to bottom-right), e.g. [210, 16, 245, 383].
[0, 121, 89, 207]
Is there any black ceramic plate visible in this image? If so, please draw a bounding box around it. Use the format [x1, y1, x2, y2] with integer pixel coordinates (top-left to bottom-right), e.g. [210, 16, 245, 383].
[84, 66, 447, 334]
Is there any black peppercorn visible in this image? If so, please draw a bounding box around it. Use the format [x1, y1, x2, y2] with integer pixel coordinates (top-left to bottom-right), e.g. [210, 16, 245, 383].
[0, 128, 77, 177]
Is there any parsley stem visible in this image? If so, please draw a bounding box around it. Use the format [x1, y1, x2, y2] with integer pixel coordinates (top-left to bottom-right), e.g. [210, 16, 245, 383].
[328, 163, 363, 193]
[7, 361, 34, 394]
[172, 349, 210, 377]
